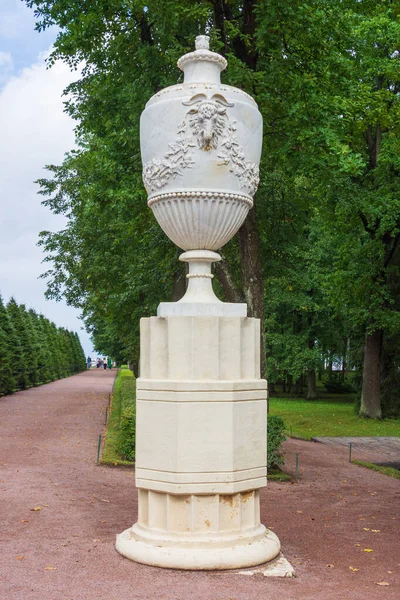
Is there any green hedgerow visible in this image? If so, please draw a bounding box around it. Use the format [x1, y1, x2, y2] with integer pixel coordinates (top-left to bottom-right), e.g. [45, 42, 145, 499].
[267, 415, 286, 469]
[116, 373, 136, 460]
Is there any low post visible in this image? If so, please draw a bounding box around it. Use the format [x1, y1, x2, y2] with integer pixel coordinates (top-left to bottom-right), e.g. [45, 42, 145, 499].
[96, 433, 102, 465]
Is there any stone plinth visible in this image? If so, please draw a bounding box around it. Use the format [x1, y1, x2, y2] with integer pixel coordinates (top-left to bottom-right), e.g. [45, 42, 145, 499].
[116, 316, 280, 569]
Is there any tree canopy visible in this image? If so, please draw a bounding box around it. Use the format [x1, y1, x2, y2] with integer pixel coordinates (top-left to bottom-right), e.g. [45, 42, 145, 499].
[26, 0, 400, 416]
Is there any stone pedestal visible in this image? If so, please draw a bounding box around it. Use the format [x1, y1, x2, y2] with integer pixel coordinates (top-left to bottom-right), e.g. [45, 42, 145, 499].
[116, 316, 280, 569]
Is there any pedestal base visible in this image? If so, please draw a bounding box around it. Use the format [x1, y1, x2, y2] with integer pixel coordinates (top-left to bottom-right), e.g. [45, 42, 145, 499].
[117, 314, 280, 571]
[116, 489, 280, 570]
[116, 527, 280, 570]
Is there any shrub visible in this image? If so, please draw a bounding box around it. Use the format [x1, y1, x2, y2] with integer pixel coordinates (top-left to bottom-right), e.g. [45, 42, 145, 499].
[118, 404, 136, 461]
[323, 380, 355, 393]
[116, 370, 136, 460]
[267, 415, 286, 469]
[322, 372, 355, 394]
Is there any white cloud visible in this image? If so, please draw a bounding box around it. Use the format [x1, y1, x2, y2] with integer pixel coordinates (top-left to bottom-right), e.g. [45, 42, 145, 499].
[0, 49, 95, 355]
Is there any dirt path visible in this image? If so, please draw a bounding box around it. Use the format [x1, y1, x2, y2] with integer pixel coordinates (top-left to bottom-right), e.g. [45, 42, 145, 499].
[1, 371, 399, 600]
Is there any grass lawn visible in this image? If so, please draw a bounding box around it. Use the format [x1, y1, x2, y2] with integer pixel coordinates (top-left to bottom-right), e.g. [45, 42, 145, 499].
[352, 460, 400, 480]
[269, 398, 400, 440]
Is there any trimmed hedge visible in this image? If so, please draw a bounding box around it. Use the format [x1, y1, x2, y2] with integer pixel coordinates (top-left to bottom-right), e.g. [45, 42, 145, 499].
[0, 294, 86, 396]
[267, 415, 286, 469]
[101, 366, 136, 465]
[117, 372, 136, 461]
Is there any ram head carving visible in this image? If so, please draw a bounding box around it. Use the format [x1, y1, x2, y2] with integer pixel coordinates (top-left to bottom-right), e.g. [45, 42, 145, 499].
[183, 93, 234, 151]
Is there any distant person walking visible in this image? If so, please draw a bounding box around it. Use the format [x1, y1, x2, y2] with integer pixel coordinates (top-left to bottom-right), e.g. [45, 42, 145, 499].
[107, 357, 112, 370]
[87, 356, 91, 369]
[97, 358, 102, 369]
[103, 357, 107, 370]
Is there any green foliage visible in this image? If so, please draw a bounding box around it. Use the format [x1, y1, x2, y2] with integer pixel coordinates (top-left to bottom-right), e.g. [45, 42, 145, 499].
[0, 327, 15, 396]
[102, 367, 136, 464]
[118, 403, 136, 461]
[322, 374, 355, 394]
[0, 292, 86, 396]
[117, 373, 136, 460]
[267, 470, 292, 482]
[0, 295, 17, 395]
[352, 460, 400, 481]
[25, 0, 400, 417]
[380, 333, 400, 418]
[267, 415, 286, 469]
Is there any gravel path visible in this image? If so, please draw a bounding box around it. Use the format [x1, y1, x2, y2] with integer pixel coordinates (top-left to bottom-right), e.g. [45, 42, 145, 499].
[1, 370, 399, 599]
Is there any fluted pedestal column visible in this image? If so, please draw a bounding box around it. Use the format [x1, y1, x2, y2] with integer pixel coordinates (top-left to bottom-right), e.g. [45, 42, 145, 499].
[116, 316, 280, 569]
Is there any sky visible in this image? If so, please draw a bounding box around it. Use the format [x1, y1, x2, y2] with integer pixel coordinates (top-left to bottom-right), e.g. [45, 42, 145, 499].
[0, 0, 96, 357]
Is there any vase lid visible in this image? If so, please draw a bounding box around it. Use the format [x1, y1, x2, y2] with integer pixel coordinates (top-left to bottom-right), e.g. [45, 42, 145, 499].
[177, 36, 227, 85]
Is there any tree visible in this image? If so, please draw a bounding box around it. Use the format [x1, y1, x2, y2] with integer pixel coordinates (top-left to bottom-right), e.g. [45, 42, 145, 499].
[7, 299, 36, 388]
[0, 296, 16, 396]
[26, 0, 400, 415]
[0, 294, 23, 391]
[28, 309, 52, 384]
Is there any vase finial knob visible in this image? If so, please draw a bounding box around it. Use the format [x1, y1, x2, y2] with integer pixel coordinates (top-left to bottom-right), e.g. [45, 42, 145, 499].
[195, 35, 210, 50]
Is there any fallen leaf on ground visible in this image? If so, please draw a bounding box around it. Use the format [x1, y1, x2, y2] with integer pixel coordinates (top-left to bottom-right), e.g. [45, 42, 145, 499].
[93, 539, 100, 543]
[364, 549, 373, 553]
[15, 555, 24, 560]
[326, 564, 334, 568]
[44, 566, 56, 570]
[296, 510, 303, 514]
[100, 499, 110, 503]
[20, 519, 28, 523]
[388, 571, 393, 574]
[354, 544, 361, 547]
[371, 529, 380, 533]
[363, 528, 370, 531]
[349, 567, 359, 572]
[375, 582, 389, 586]
[30, 507, 41, 511]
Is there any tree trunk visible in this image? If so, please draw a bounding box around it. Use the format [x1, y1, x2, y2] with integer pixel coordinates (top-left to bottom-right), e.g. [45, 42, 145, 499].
[214, 257, 244, 303]
[295, 376, 303, 396]
[172, 269, 186, 301]
[360, 329, 383, 419]
[341, 337, 349, 382]
[328, 356, 333, 377]
[306, 370, 317, 400]
[238, 207, 266, 378]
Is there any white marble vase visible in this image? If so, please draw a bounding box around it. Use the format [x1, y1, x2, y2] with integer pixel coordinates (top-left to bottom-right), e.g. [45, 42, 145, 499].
[116, 36, 280, 570]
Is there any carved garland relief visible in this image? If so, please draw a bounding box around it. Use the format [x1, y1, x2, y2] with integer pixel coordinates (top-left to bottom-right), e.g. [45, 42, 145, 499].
[142, 93, 259, 196]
